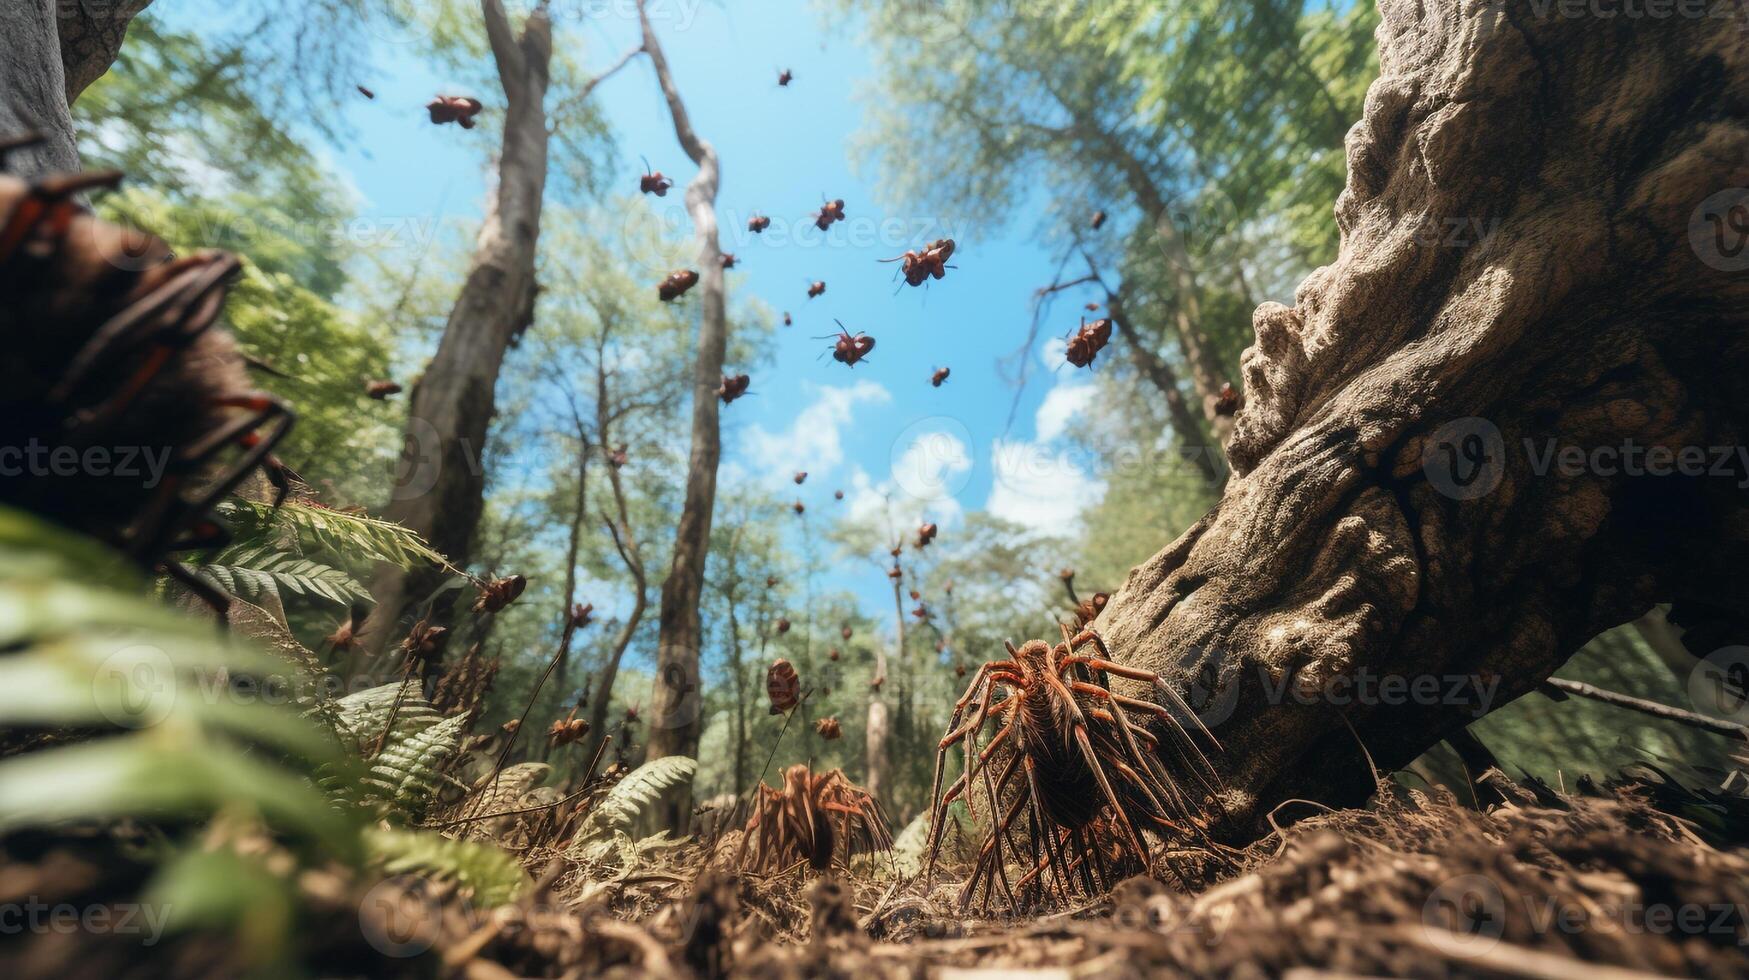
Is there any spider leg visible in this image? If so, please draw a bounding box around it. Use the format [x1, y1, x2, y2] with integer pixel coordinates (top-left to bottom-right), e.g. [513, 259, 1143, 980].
[144, 393, 293, 560]
[1021, 754, 1076, 902]
[159, 560, 231, 623]
[1072, 722, 1150, 866]
[1065, 630, 1223, 751]
[958, 780, 1027, 912]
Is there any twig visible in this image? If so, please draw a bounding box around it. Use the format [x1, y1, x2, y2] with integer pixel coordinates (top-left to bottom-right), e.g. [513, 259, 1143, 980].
[1542, 677, 1749, 741]
[461, 614, 582, 821]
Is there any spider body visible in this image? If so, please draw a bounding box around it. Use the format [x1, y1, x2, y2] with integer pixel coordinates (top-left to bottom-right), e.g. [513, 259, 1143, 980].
[819, 321, 874, 366]
[924, 626, 1222, 911]
[879, 238, 956, 287]
[736, 766, 890, 874]
[427, 95, 484, 128]
[638, 156, 674, 196]
[813, 198, 846, 231]
[718, 373, 751, 403]
[0, 168, 294, 598]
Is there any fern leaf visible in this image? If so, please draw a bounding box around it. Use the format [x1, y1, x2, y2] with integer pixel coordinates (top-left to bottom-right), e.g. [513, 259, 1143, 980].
[221, 499, 449, 571]
[363, 713, 468, 822]
[194, 547, 371, 609]
[363, 828, 527, 906]
[331, 680, 441, 755]
[570, 756, 696, 849]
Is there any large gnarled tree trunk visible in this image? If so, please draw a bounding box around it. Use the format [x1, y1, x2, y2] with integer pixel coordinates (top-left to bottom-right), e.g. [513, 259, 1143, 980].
[1099, 3, 1749, 839]
[638, 0, 727, 834]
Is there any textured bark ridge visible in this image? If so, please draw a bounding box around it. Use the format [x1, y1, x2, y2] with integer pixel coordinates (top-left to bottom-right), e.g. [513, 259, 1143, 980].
[1098, 2, 1749, 836]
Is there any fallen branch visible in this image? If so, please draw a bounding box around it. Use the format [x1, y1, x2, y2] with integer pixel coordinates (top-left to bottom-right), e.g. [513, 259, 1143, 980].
[1541, 677, 1748, 742]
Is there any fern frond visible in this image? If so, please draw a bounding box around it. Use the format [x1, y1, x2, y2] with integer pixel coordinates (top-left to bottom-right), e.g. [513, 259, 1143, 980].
[331, 680, 442, 755]
[362, 713, 468, 822]
[221, 499, 449, 571]
[569, 756, 696, 849]
[194, 545, 371, 608]
[0, 507, 360, 861]
[363, 828, 527, 906]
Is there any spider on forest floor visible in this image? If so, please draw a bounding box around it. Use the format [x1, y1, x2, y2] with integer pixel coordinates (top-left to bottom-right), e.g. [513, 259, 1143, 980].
[924, 623, 1225, 911]
[736, 764, 893, 875]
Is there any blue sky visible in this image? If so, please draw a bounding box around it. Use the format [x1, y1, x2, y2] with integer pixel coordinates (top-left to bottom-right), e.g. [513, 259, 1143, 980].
[192, 1, 1112, 610]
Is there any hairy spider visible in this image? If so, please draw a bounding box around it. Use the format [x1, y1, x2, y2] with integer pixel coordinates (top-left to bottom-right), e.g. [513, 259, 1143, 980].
[924, 624, 1221, 911]
[0, 165, 295, 606]
[737, 765, 891, 874]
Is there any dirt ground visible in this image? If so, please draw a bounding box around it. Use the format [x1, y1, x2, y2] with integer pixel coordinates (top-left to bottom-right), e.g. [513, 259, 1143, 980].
[452, 773, 1749, 978]
[6, 771, 1747, 979]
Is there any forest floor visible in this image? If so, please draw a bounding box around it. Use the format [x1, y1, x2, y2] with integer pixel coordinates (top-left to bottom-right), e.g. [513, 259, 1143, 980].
[413, 773, 1749, 978]
[9, 770, 1748, 978]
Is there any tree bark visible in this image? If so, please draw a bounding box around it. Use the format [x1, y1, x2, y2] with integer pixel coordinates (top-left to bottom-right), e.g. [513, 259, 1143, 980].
[1, 0, 153, 176]
[1096, 4, 1749, 840]
[637, 0, 726, 834]
[365, 1, 641, 648]
[576, 332, 649, 768]
[59, 0, 154, 103]
[865, 574, 900, 806]
[2, 3, 73, 176]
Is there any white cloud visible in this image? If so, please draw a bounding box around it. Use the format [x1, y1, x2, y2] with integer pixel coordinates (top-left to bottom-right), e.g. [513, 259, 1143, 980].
[982, 378, 1106, 531]
[842, 422, 972, 533]
[741, 381, 890, 486]
[985, 439, 1104, 530]
[844, 463, 964, 537]
[1035, 382, 1096, 443]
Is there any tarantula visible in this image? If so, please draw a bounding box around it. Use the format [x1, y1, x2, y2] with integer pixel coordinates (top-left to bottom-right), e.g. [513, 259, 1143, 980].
[0, 163, 294, 604]
[737, 765, 892, 873]
[924, 624, 1220, 911]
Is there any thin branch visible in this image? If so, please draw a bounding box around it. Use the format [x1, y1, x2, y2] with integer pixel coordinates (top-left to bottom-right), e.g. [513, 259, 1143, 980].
[1542, 677, 1749, 742]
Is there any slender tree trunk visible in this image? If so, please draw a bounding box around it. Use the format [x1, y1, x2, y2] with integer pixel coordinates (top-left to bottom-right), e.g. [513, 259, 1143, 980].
[577, 337, 649, 768]
[363, 0, 556, 649]
[1107, 291, 1221, 487]
[866, 575, 901, 806]
[554, 425, 589, 695]
[637, 0, 726, 834]
[724, 571, 747, 797]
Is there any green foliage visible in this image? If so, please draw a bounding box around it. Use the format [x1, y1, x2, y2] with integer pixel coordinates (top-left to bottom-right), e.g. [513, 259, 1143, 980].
[332, 680, 444, 755]
[570, 756, 698, 849]
[221, 499, 449, 572]
[363, 827, 529, 906]
[329, 680, 468, 822]
[0, 507, 360, 859]
[194, 545, 373, 609]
